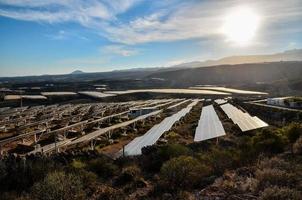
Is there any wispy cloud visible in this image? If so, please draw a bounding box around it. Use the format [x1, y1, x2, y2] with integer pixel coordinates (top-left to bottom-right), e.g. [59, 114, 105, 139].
[45, 30, 89, 41]
[102, 45, 139, 57]
[0, 0, 141, 24]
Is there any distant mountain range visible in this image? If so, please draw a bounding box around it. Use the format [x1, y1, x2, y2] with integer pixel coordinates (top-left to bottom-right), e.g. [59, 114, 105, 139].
[166, 49, 302, 69]
[0, 49, 301, 89]
[69, 49, 302, 74]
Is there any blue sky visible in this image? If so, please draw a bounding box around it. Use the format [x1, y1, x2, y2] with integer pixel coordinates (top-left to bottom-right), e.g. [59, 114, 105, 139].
[0, 0, 302, 76]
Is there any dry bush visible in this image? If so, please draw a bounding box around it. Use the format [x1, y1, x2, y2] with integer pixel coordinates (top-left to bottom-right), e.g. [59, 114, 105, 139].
[92, 184, 125, 200]
[259, 186, 302, 200]
[293, 136, 302, 155]
[257, 157, 292, 171]
[255, 168, 296, 190]
[218, 171, 258, 194]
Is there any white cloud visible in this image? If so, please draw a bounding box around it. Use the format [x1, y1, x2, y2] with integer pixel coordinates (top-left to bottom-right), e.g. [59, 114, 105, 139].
[102, 45, 139, 56]
[0, 0, 141, 24]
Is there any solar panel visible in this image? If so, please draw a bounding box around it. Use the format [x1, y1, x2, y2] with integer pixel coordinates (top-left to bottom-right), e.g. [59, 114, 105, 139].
[220, 103, 268, 132]
[194, 105, 226, 142]
[214, 99, 227, 105]
[167, 99, 190, 109]
[122, 100, 200, 156]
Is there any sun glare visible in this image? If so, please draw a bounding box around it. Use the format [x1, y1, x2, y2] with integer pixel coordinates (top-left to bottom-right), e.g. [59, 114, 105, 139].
[222, 6, 260, 45]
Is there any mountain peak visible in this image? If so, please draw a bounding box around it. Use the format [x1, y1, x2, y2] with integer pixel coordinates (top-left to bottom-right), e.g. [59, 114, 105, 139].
[70, 70, 85, 74]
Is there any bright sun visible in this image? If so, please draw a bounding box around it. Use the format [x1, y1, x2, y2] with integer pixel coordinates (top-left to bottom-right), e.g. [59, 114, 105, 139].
[222, 6, 260, 45]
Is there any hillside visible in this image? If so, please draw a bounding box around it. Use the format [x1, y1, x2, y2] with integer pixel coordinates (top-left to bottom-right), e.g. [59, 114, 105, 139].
[148, 61, 302, 91]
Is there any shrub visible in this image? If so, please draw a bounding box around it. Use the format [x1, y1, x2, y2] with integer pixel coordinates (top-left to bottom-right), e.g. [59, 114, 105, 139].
[255, 168, 296, 190]
[219, 172, 259, 193]
[0, 160, 7, 182]
[71, 159, 86, 169]
[31, 171, 85, 200]
[252, 129, 287, 154]
[94, 185, 125, 200]
[283, 123, 302, 143]
[76, 170, 98, 197]
[114, 165, 141, 186]
[198, 147, 240, 175]
[87, 157, 118, 179]
[165, 131, 181, 142]
[257, 157, 292, 171]
[293, 136, 302, 155]
[160, 156, 211, 190]
[157, 144, 191, 160]
[0, 158, 59, 192]
[141, 144, 191, 172]
[259, 186, 302, 200]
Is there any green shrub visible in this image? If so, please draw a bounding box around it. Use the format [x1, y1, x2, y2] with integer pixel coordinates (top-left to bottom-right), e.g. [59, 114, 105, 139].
[31, 171, 85, 200]
[114, 165, 141, 186]
[252, 129, 287, 154]
[283, 123, 302, 143]
[71, 159, 86, 169]
[87, 157, 118, 179]
[158, 144, 191, 160]
[160, 156, 211, 190]
[259, 186, 302, 200]
[141, 144, 191, 172]
[0, 158, 59, 192]
[198, 147, 240, 175]
[165, 131, 181, 142]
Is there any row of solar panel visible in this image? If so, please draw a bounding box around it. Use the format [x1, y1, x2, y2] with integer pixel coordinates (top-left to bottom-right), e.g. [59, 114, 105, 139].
[214, 99, 227, 105]
[220, 103, 268, 132]
[123, 100, 199, 156]
[194, 105, 226, 142]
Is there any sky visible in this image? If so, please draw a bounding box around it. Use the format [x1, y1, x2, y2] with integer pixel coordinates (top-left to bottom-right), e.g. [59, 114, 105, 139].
[0, 0, 302, 77]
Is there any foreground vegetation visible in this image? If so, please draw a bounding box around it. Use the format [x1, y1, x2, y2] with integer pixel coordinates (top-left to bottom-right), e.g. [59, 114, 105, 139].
[0, 123, 301, 200]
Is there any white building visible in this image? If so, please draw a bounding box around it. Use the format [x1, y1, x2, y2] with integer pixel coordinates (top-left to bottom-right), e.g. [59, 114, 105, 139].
[267, 97, 302, 108]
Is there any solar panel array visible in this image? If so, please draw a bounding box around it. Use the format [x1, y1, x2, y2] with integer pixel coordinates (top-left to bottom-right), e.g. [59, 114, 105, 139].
[194, 105, 226, 142]
[78, 91, 116, 98]
[167, 99, 191, 109]
[220, 103, 268, 132]
[122, 100, 200, 156]
[214, 99, 227, 105]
